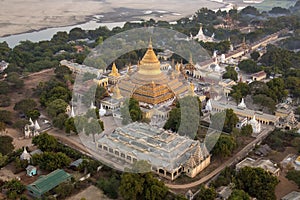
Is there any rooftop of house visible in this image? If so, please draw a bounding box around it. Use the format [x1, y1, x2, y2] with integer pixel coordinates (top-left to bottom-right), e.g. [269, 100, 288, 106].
[27, 169, 72, 195]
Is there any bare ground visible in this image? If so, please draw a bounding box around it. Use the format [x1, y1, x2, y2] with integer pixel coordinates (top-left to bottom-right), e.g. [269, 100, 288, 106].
[66, 185, 112, 200]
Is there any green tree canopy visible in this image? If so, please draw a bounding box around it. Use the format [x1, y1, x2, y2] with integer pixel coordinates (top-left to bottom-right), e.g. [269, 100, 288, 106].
[119, 172, 168, 200]
[235, 167, 279, 200]
[238, 59, 262, 73]
[32, 132, 58, 151]
[46, 98, 68, 118]
[0, 136, 14, 155]
[32, 151, 71, 171]
[228, 189, 250, 200]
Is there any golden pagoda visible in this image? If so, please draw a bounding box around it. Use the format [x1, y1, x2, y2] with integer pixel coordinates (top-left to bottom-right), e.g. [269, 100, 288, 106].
[118, 39, 189, 105]
[108, 62, 120, 84]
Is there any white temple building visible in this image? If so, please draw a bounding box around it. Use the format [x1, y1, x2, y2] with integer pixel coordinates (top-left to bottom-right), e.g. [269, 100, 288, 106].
[238, 98, 247, 109]
[99, 104, 107, 117]
[193, 24, 214, 42]
[248, 115, 261, 134]
[205, 99, 213, 112]
[20, 147, 31, 162]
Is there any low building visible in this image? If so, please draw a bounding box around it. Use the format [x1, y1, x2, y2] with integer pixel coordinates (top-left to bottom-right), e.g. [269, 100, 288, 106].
[96, 122, 210, 180]
[251, 70, 267, 81]
[281, 191, 300, 200]
[26, 165, 37, 177]
[216, 186, 232, 200]
[27, 169, 72, 198]
[281, 154, 300, 171]
[236, 157, 280, 176]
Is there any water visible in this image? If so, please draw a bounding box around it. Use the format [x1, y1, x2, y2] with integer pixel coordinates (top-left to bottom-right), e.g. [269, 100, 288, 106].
[0, 20, 127, 48]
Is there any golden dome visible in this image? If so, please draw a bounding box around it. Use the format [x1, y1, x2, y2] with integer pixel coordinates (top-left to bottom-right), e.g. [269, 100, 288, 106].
[138, 39, 161, 76]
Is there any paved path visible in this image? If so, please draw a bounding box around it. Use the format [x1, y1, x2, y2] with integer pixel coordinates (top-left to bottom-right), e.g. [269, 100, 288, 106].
[166, 127, 275, 189]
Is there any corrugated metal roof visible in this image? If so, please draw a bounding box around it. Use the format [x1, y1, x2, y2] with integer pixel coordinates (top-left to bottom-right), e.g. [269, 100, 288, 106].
[27, 169, 71, 195]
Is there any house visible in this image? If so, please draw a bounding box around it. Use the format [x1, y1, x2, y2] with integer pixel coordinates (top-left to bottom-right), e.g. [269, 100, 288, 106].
[0, 60, 8, 73]
[281, 191, 300, 200]
[251, 70, 267, 81]
[216, 186, 232, 200]
[27, 169, 72, 198]
[236, 157, 280, 176]
[26, 165, 37, 177]
[69, 158, 84, 169]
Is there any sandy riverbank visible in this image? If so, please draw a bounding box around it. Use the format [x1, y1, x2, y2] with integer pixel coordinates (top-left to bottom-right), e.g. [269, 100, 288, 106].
[0, 0, 226, 37]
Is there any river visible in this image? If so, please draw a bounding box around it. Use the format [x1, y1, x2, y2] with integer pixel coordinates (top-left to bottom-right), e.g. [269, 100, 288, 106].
[0, 19, 127, 48]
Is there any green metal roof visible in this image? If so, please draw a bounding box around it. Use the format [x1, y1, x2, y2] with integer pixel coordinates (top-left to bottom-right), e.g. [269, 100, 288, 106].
[27, 169, 72, 195]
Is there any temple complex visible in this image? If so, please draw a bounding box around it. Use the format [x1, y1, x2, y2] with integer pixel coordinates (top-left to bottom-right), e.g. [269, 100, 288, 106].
[118, 39, 189, 105]
[96, 122, 210, 180]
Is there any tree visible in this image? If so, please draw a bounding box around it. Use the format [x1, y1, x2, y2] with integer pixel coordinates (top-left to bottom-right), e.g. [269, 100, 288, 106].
[6, 72, 24, 89]
[121, 98, 143, 125]
[0, 110, 12, 124]
[164, 96, 202, 138]
[2, 179, 25, 199]
[241, 124, 253, 136]
[32, 132, 58, 151]
[97, 174, 120, 199]
[54, 182, 74, 199]
[52, 113, 68, 129]
[250, 51, 260, 61]
[14, 98, 37, 114]
[238, 59, 261, 73]
[119, 173, 144, 200]
[46, 98, 68, 118]
[84, 118, 104, 142]
[13, 120, 28, 132]
[0, 81, 10, 94]
[286, 170, 300, 187]
[223, 109, 239, 133]
[26, 109, 40, 121]
[32, 152, 71, 171]
[64, 117, 77, 134]
[228, 189, 250, 200]
[54, 65, 72, 80]
[196, 185, 216, 200]
[164, 107, 181, 132]
[212, 134, 237, 157]
[119, 172, 168, 200]
[0, 136, 14, 155]
[0, 95, 11, 107]
[235, 167, 279, 200]
[230, 83, 250, 104]
[223, 66, 238, 81]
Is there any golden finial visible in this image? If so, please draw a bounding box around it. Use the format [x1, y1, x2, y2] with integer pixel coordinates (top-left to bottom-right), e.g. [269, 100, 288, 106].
[109, 62, 120, 77]
[189, 82, 195, 96]
[189, 53, 194, 65]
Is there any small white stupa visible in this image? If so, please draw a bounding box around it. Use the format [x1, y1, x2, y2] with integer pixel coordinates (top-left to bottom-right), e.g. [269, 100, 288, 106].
[220, 54, 226, 63]
[205, 99, 213, 112]
[34, 120, 40, 130]
[20, 147, 31, 162]
[70, 106, 75, 118]
[90, 101, 96, 109]
[238, 98, 247, 109]
[29, 118, 34, 127]
[248, 115, 261, 134]
[99, 104, 106, 117]
[213, 50, 217, 58]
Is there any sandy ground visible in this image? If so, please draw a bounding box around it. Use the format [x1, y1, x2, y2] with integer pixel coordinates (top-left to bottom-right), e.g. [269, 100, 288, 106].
[66, 185, 112, 200]
[0, 0, 225, 37]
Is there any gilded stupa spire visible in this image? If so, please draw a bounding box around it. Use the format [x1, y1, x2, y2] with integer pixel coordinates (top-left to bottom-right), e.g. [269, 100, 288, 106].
[109, 62, 120, 77]
[112, 84, 123, 100]
[137, 38, 161, 76]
